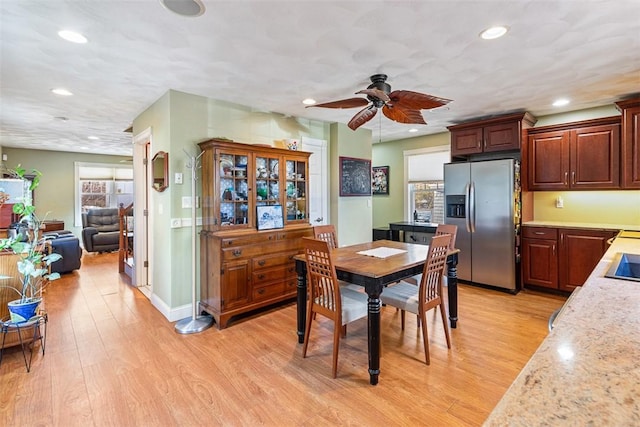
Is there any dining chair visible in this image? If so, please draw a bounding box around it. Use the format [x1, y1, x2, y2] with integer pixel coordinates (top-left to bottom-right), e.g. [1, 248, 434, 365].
[313, 224, 338, 249]
[380, 233, 452, 365]
[405, 223, 458, 286]
[301, 237, 368, 378]
[312, 224, 360, 293]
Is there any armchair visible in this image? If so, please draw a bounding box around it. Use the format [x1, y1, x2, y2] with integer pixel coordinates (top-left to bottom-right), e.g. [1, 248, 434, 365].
[81, 208, 120, 253]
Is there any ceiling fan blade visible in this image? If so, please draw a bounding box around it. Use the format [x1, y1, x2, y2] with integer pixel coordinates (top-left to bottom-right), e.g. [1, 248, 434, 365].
[355, 88, 390, 103]
[388, 90, 452, 110]
[307, 97, 369, 109]
[348, 105, 378, 130]
[382, 105, 426, 125]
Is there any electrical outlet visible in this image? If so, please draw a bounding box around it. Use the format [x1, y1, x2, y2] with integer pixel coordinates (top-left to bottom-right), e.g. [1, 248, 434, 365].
[170, 218, 181, 228]
[556, 196, 564, 208]
[175, 173, 183, 184]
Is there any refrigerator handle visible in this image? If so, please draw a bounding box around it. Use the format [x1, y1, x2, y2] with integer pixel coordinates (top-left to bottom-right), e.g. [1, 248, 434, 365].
[464, 183, 471, 233]
[469, 181, 476, 233]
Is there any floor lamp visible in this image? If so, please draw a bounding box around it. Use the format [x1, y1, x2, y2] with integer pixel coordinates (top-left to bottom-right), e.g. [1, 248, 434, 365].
[175, 149, 213, 334]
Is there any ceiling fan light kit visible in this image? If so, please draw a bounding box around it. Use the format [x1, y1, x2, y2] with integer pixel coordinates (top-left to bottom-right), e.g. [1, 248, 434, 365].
[309, 74, 451, 131]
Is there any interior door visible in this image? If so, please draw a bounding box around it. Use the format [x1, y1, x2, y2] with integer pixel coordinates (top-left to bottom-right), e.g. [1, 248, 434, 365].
[302, 137, 328, 225]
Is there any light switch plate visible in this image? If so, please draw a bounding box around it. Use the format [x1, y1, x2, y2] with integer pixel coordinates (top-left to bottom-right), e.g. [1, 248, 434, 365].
[175, 172, 183, 184]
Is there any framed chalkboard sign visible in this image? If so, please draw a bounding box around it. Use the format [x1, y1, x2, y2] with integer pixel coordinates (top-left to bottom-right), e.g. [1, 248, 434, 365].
[339, 156, 371, 196]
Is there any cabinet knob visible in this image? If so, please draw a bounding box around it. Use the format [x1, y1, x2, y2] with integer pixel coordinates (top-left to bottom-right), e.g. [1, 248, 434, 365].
[258, 260, 266, 266]
[257, 288, 265, 295]
[534, 232, 545, 235]
[232, 249, 242, 257]
[258, 274, 265, 280]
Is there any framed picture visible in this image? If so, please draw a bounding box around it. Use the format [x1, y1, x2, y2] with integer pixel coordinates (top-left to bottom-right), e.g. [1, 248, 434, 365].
[339, 157, 371, 196]
[256, 205, 284, 230]
[372, 166, 389, 195]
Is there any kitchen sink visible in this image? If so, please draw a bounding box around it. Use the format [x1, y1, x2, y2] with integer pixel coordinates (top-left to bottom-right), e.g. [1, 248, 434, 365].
[605, 253, 640, 282]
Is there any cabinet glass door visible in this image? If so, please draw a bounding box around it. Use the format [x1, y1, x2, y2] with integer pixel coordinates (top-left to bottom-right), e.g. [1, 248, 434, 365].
[255, 155, 280, 207]
[285, 159, 307, 223]
[219, 152, 249, 227]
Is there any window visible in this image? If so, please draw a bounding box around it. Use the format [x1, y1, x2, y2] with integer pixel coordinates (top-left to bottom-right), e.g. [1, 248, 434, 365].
[409, 181, 445, 223]
[404, 147, 450, 224]
[74, 162, 133, 226]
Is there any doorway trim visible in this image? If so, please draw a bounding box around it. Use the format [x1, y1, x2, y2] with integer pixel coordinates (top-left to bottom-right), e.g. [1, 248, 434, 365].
[133, 127, 152, 298]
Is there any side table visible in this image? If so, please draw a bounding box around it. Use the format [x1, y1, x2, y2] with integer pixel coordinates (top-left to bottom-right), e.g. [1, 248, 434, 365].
[42, 220, 65, 232]
[0, 312, 47, 372]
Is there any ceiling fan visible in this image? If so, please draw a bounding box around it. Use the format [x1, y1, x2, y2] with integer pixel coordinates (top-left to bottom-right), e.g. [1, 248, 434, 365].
[308, 74, 452, 131]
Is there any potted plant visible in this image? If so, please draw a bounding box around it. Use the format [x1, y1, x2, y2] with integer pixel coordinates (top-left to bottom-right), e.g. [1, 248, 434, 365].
[0, 165, 61, 323]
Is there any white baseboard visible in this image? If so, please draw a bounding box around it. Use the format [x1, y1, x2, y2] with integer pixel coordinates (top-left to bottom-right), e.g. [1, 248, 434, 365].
[149, 293, 195, 322]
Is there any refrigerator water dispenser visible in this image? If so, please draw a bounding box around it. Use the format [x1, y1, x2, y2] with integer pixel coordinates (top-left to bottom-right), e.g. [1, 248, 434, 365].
[446, 195, 466, 218]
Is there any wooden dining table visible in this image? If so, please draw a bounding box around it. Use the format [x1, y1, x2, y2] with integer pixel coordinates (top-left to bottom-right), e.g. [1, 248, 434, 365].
[294, 239, 460, 385]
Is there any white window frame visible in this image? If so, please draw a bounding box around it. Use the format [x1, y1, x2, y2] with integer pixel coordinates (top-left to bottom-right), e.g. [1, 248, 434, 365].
[403, 145, 450, 221]
[74, 162, 133, 227]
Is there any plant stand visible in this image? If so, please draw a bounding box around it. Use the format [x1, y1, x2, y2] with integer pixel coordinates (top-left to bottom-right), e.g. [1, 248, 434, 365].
[0, 312, 47, 372]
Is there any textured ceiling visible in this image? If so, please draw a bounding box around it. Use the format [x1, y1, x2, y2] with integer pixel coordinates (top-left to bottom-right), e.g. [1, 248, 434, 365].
[1, 0, 639, 156]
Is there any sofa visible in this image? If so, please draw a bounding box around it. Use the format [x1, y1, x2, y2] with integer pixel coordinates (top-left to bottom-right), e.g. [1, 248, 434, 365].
[81, 208, 120, 253]
[43, 231, 82, 274]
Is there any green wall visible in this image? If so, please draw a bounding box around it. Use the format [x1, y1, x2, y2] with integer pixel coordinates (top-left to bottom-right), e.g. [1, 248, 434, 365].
[329, 123, 372, 247]
[1, 147, 131, 237]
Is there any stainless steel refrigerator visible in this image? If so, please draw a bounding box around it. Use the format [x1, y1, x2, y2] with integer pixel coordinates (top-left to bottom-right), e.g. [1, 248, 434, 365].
[444, 159, 520, 291]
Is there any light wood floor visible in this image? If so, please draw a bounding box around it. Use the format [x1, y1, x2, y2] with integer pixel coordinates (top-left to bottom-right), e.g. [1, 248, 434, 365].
[0, 252, 567, 426]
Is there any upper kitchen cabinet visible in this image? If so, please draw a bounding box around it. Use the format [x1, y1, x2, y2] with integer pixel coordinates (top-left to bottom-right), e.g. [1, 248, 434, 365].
[615, 97, 640, 189]
[526, 116, 621, 190]
[448, 112, 537, 158]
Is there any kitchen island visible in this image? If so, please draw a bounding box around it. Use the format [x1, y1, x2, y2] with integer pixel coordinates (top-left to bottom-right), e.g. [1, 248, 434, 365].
[483, 233, 640, 425]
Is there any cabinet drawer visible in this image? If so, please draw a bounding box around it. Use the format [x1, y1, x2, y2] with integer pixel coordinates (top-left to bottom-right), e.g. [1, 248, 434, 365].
[221, 232, 277, 247]
[223, 240, 299, 261]
[253, 251, 298, 270]
[252, 265, 296, 284]
[252, 282, 285, 302]
[522, 227, 557, 239]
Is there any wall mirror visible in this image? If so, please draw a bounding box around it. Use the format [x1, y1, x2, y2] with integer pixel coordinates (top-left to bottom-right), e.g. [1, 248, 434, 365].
[152, 151, 169, 192]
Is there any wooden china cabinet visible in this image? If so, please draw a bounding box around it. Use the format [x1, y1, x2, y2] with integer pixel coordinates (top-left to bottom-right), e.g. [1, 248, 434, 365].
[198, 138, 313, 329]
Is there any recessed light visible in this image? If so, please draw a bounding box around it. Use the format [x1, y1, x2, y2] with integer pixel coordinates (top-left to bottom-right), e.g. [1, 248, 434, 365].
[58, 30, 87, 44]
[51, 88, 73, 96]
[408, 128, 418, 133]
[88, 136, 99, 140]
[302, 98, 316, 106]
[480, 26, 509, 40]
[553, 98, 570, 107]
[159, 0, 205, 17]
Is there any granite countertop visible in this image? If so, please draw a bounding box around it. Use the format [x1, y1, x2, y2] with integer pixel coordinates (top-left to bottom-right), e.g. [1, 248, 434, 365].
[522, 220, 640, 232]
[483, 236, 640, 426]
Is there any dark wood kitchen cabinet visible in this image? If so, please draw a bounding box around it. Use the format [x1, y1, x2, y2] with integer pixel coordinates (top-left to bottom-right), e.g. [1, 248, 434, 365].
[616, 98, 640, 188]
[522, 226, 617, 292]
[448, 112, 536, 158]
[527, 116, 621, 190]
[522, 227, 558, 289]
[558, 228, 617, 292]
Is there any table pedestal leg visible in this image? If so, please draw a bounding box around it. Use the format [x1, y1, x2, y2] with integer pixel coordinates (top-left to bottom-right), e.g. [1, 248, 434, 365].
[446, 253, 459, 328]
[367, 295, 381, 385]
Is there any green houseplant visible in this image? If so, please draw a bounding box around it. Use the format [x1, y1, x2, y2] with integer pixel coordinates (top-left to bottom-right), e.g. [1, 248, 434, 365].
[0, 165, 61, 323]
